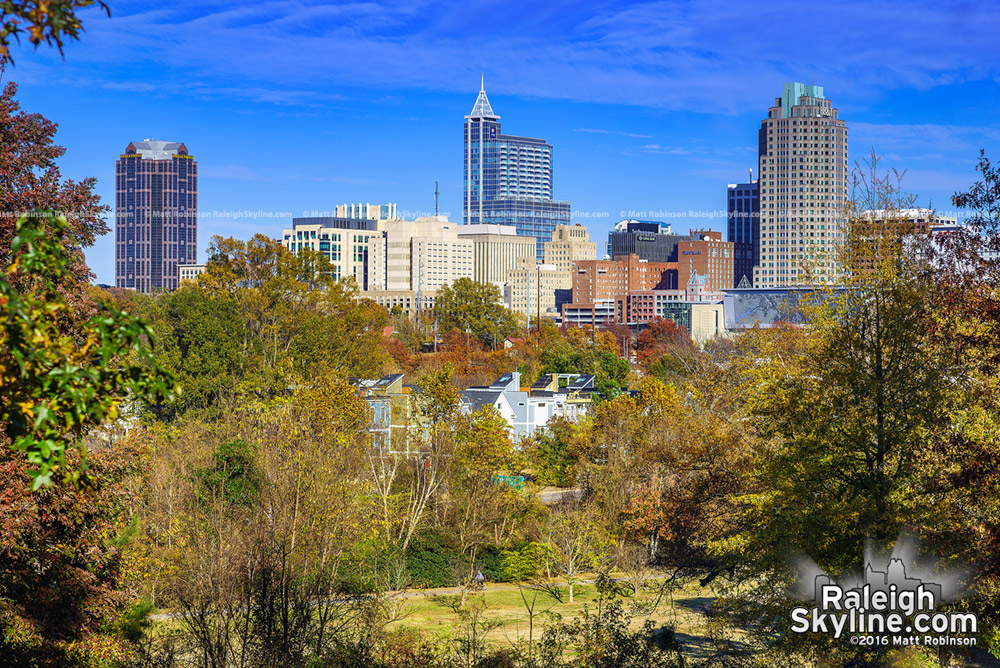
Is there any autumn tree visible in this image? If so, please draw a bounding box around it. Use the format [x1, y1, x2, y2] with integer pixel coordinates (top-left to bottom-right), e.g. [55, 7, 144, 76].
[712, 157, 988, 665]
[548, 501, 613, 604]
[1, 214, 175, 488]
[127, 234, 389, 414]
[0, 0, 108, 61]
[0, 79, 108, 307]
[0, 437, 149, 666]
[446, 406, 526, 604]
[434, 277, 518, 348]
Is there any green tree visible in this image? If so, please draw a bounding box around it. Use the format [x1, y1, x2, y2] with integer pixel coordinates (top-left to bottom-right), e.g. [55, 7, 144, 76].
[715, 159, 984, 665]
[434, 278, 517, 348]
[1, 214, 175, 488]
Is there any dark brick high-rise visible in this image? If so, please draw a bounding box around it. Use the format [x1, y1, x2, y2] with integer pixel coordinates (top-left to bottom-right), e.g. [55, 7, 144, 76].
[115, 140, 197, 293]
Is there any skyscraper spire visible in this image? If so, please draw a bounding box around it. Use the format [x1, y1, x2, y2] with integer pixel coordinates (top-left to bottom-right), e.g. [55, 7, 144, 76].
[468, 79, 498, 120]
[481, 73, 484, 91]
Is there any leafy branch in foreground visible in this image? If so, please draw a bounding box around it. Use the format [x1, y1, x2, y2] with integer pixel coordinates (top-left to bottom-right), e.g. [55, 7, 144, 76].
[0, 212, 175, 489]
[0, 0, 109, 62]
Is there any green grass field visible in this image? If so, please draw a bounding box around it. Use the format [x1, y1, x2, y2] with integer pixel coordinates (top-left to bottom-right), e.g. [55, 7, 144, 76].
[385, 577, 735, 660]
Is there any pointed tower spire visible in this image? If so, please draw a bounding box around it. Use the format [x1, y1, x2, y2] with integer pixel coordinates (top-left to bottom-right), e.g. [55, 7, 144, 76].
[467, 78, 499, 120]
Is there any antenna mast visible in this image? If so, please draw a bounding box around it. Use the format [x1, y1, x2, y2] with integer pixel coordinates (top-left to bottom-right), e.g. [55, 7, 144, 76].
[434, 181, 439, 216]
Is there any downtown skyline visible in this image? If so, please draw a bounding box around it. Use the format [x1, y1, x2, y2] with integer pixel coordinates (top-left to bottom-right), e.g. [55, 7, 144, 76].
[4, 0, 999, 285]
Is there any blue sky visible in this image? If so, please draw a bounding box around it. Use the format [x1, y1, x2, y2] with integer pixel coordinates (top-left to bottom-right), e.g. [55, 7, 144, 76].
[6, 0, 1000, 285]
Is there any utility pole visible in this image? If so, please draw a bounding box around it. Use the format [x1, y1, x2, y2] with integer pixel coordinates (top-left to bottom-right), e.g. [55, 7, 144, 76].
[536, 268, 541, 335]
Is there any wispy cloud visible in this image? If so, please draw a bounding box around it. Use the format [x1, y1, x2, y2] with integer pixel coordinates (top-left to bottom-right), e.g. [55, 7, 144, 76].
[19, 0, 1000, 114]
[850, 122, 1000, 159]
[641, 144, 692, 155]
[574, 128, 652, 138]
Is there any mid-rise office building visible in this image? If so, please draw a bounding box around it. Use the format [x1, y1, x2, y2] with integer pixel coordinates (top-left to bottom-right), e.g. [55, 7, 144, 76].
[755, 82, 849, 287]
[607, 219, 686, 264]
[283, 216, 387, 290]
[383, 216, 474, 292]
[506, 257, 571, 322]
[727, 180, 760, 287]
[676, 230, 735, 292]
[571, 254, 674, 304]
[464, 81, 571, 262]
[457, 224, 536, 292]
[115, 140, 197, 293]
[283, 215, 475, 294]
[545, 224, 597, 273]
[336, 202, 399, 221]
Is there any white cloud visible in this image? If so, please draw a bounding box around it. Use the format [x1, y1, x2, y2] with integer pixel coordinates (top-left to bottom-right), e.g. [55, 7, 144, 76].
[19, 0, 1000, 114]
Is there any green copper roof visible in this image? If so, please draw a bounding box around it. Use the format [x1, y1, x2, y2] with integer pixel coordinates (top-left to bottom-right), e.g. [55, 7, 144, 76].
[781, 82, 825, 118]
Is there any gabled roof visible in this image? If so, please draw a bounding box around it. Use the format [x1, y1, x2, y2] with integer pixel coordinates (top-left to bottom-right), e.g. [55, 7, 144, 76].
[489, 372, 518, 390]
[460, 389, 504, 415]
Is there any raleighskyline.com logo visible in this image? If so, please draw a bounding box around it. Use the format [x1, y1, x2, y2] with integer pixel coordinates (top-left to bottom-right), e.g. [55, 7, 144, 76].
[790, 534, 977, 648]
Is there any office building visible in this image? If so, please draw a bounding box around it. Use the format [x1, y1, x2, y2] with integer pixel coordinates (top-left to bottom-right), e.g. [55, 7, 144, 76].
[607, 219, 686, 263]
[571, 254, 674, 304]
[178, 264, 205, 283]
[384, 216, 474, 292]
[464, 81, 571, 261]
[755, 82, 849, 287]
[115, 140, 197, 293]
[283, 214, 474, 295]
[545, 224, 597, 273]
[506, 257, 571, 322]
[457, 224, 536, 291]
[675, 230, 735, 291]
[358, 290, 438, 317]
[336, 202, 399, 221]
[727, 180, 760, 287]
[283, 216, 387, 290]
[615, 271, 726, 344]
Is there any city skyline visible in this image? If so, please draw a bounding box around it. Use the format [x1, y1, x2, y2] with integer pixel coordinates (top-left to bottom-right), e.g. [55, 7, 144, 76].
[4, 1, 999, 285]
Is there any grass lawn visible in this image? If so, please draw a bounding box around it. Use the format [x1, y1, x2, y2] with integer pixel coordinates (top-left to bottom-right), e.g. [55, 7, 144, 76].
[387, 577, 735, 660]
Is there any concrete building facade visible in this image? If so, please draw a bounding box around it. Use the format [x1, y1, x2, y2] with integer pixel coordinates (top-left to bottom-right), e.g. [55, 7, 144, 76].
[545, 224, 597, 273]
[755, 82, 849, 287]
[506, 257, 571, 322]
[457, 224, 536, 291]
[283, 217, 386, 290]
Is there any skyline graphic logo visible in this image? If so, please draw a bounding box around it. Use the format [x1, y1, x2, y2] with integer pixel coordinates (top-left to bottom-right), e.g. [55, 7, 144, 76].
[789, 532, 978, 649]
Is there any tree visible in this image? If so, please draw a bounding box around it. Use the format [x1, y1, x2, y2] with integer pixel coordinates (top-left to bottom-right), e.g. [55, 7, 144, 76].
[1, 214, 175, 488]
[0, 437, 148, 666]
[0, 0, 109, 61]
[0, 78, 108, 306]
[433, 278, 517, 348]
[714, 157, 984, 665]
[548, 502, 612, 604]
[446, 406, 525, 606]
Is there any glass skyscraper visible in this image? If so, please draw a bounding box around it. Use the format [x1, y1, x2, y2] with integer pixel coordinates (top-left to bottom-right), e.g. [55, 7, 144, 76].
[464, 82, 570, 261]
[115, 140, 197, 293]
[727, 180, 760, 287]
